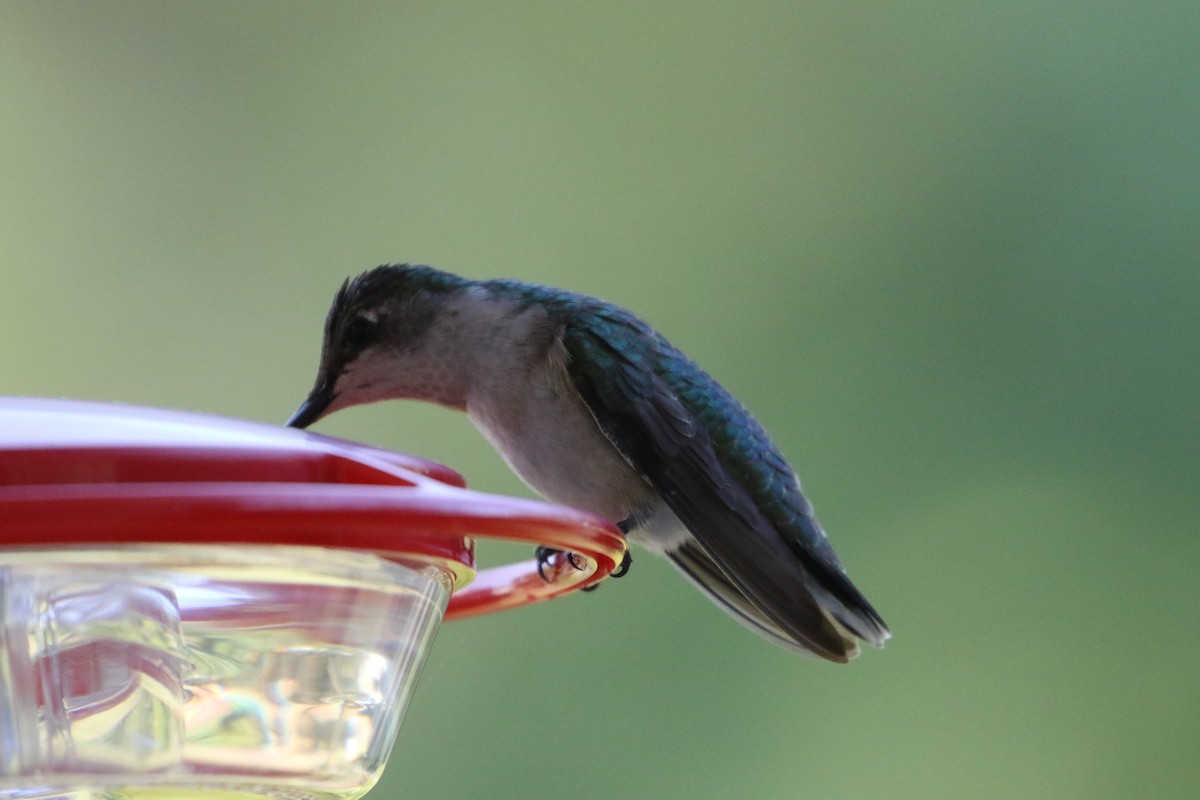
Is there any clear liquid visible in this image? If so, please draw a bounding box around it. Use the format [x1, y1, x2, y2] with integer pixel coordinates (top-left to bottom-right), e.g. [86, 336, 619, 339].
[0, 547, 450, 800]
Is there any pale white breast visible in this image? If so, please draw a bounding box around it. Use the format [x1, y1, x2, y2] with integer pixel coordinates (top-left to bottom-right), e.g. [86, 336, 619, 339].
[465, 335, 657, 525]
[447, 289, 687, 551]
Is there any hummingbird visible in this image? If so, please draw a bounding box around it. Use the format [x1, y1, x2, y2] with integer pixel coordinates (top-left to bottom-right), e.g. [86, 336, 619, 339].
[288, 264, 889, 662]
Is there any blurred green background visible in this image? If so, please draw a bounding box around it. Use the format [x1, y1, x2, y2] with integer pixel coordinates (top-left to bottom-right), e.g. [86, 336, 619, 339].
[3, 2, 1197, 798]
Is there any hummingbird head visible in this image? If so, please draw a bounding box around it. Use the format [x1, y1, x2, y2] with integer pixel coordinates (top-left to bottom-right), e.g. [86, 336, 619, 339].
[287, 265, 475, 428]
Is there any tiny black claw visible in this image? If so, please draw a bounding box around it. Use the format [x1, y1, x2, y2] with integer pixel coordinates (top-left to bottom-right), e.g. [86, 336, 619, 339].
[535, 546, 587, 582]
[610, 549, 632, 579]
[535, 546, 556, 582]
[580, 549, 632, 593]
[536, 546, 626, 591]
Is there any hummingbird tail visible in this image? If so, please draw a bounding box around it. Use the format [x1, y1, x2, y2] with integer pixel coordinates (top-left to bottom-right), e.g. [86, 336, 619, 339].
[668, 541, 866, 662]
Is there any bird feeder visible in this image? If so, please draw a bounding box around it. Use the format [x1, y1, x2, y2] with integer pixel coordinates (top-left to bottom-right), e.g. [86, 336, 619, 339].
[0, 397, 625, 800]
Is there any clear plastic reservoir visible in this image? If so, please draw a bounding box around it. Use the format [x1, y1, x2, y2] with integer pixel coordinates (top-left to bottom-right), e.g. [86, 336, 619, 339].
[0, 398, 626, 800]
[0, 545, 451, 800]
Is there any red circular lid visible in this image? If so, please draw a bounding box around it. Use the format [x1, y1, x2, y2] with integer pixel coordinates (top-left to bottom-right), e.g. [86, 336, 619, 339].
[0, 397, 627, 619]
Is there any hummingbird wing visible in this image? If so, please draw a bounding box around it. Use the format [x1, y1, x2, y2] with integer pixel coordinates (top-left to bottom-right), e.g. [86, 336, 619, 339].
[666, 538, 815, 652]
[561, 304, 888, 661]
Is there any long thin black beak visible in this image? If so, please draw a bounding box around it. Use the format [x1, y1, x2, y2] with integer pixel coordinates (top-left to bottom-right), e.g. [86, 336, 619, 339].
[287, 383, 334, 429]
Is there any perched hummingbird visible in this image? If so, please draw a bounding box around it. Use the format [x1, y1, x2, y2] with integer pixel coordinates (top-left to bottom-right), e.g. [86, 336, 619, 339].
[288, 265, 889, 662]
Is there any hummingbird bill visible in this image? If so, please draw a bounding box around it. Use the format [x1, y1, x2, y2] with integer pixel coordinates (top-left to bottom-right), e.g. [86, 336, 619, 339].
[288, 264, 889, 662]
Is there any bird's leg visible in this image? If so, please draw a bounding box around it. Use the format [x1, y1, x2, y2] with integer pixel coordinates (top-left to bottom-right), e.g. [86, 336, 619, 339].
[608, 518, 633, 578]
[581, 549, 632, 593]
[536, 519, 634, 586]
[578, 519, 634, 592]
[536, 546, 571, 581]
[536, 547, 589, 581]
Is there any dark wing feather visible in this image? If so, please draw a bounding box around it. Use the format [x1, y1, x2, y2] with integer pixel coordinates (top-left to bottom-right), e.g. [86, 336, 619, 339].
[668, 539, 813, 654]
[560, 302, 888, 661]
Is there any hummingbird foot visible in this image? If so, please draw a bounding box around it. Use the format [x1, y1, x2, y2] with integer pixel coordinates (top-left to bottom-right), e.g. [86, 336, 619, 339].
[577, 549, 632, 593]
[535, 546, 587, 581]
[535, 546, 630, 591]
[610, 549, 632, 578]
[603, 518, 633, 579]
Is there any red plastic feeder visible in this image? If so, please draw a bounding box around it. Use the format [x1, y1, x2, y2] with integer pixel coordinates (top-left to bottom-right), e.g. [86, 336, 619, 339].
[0, 397, 625, 800]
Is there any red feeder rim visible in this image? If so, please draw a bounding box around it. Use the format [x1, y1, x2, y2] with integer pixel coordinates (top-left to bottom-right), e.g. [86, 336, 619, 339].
[0, 397, 627, 620]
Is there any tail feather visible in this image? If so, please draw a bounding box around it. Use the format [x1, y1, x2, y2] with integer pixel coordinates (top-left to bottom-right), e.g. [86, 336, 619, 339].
[788, 514, 891, 649]
[668, 541, 863, 662]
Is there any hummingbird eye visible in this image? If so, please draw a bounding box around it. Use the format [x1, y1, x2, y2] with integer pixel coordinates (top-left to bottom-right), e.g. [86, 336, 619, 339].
[344, 316, 376, 349]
